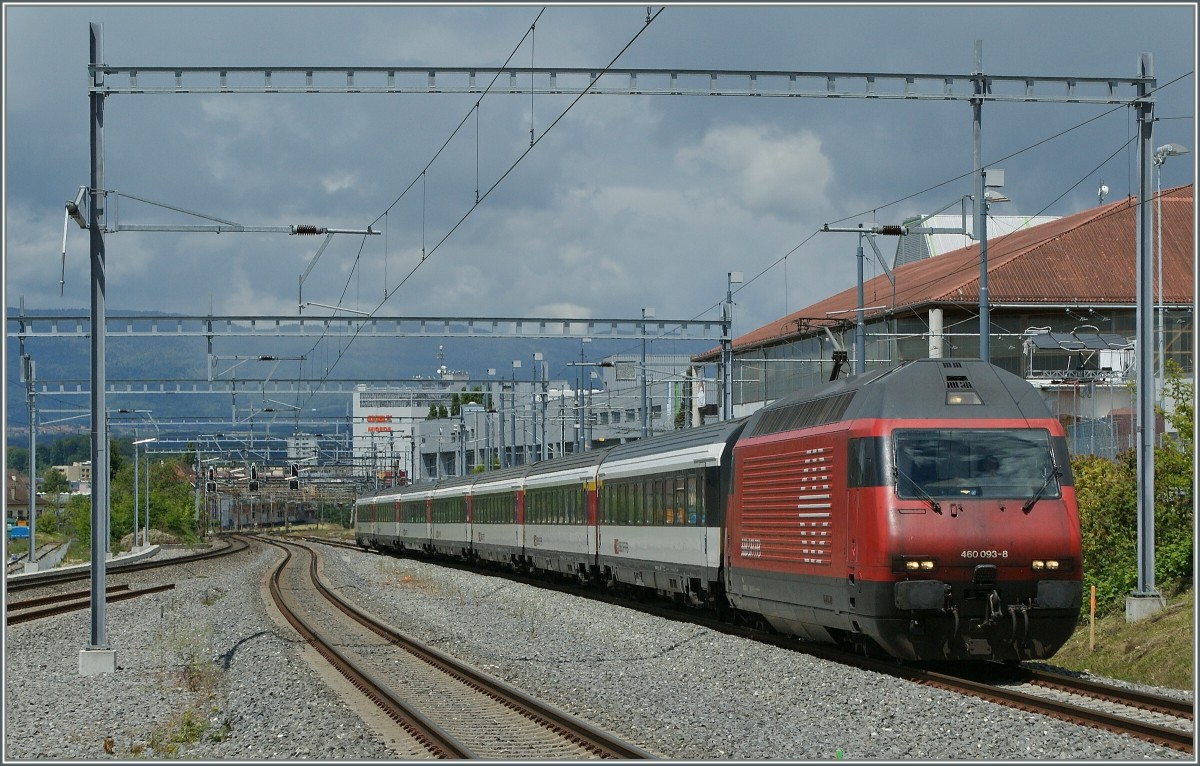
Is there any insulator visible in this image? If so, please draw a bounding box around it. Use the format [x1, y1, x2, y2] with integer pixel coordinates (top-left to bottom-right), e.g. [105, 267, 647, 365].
[877, 225, 905, 236]
[291, 224, 321, 235]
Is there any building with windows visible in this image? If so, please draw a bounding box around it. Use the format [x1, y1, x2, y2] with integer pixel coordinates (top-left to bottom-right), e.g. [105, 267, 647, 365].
[353, 353, 713, 487]
[694, 186, 1194, 456]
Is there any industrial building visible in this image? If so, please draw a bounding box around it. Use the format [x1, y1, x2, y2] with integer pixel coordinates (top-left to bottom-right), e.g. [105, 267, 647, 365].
[694, 186, 1194, 457]
[352, 353, 711, 487]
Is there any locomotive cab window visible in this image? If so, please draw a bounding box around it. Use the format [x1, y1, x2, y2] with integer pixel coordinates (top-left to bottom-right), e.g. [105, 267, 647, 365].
[892, 428, 1060, 501]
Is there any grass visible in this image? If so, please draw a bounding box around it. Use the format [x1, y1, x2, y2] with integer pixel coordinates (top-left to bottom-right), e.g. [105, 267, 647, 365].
[1047, 588, 1194, 691]
[140, 593, 231, 758]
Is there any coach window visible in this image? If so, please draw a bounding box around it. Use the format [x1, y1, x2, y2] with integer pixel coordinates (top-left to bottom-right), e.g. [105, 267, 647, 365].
[654, 478, 664, 525]
[628, 480, 638, 528]
[645, 479, 654, 526]
[686, 473, 699, 525]
[664, 477, 677, 524]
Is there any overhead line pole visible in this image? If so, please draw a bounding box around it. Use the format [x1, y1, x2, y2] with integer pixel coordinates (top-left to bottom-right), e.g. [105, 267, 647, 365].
[83, 21, 115, 676]
[1130, 53, 1162, 621]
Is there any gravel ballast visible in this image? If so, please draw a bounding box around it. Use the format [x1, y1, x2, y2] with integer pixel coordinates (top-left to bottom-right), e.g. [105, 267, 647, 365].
[4, 540, 1192, 761]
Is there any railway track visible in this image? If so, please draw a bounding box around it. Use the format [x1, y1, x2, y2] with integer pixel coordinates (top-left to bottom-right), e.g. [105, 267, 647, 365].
[325, 538, 1191, 755]
[897, 662, 1194, 754]
[5, 536, 247, 594]
[263, 536, 653, 760]
[6, 542, 68, 575]
[6, 583, 177, 626]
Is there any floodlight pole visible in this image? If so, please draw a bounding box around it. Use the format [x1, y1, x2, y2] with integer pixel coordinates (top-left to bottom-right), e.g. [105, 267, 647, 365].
[722, 273, 741, 420]
[973, 40, 990, 363]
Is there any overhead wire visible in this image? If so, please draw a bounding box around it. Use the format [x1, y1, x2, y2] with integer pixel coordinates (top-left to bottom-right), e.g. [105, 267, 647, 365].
[285, 44, 1187, 417]
[715, 72, 1192, 338]
[295, 7, 666, 412]
[290, 7, 550, 408]
[623, 71, 1193, 355]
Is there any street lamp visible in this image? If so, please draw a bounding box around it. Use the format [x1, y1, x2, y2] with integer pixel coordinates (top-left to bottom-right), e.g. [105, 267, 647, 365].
[511, 360, 521, 465]
[577, 338, 591, 452]
[1153, 143, 1188, 412]
[641, 308, 654, 439]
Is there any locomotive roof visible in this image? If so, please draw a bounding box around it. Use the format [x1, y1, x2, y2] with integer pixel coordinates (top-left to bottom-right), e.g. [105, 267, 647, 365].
[602, 417, 749, 462]
[598, 417, 748, 479]
[744, 358, 1054, 438]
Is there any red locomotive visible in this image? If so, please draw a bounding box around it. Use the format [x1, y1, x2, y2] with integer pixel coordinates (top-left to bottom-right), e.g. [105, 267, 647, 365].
[357, 358, 1082, 662]
[726, 358, 1081, 661]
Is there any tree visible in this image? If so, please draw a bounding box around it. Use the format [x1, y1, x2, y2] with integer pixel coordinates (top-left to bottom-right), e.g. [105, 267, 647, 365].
[109, 437, 125, 479]
[1072, 452, 1137, 615]
[1073, 362, 1195, 618]
[7, 446, 28, 472]
[41, 467, 70, 528]
[1152, 361, 1194, 590]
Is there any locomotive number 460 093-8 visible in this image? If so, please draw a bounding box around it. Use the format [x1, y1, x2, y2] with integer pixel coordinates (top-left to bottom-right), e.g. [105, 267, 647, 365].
[960, 549, 1009, 559]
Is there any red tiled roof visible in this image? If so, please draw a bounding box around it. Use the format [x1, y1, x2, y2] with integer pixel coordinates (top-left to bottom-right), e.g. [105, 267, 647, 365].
[696, 184, 1194, 360]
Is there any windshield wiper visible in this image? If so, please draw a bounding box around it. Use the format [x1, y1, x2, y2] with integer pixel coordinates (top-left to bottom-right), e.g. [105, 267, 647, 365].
[1022, 469, 1062, 513]
[894, 466, 941, 514]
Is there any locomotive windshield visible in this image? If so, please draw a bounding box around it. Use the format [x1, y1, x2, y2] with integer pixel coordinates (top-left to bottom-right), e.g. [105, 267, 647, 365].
[892, 428, 1059, 501]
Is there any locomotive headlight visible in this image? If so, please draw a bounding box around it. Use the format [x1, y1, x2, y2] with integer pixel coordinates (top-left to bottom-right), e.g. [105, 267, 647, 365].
[895, 557, 937, 573]
[1032, 559, 1061, 570]
[946, 391, 982, 405]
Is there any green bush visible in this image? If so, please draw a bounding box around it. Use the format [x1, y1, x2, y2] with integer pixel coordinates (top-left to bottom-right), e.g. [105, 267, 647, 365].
[1073, 364, 1194, 617]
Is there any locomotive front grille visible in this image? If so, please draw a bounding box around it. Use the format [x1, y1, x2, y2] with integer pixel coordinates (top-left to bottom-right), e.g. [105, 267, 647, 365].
[972, 564, 997, 585]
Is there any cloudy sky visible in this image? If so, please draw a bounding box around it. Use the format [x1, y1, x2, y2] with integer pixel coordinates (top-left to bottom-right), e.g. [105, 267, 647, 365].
[4, 3, 1196, 378]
